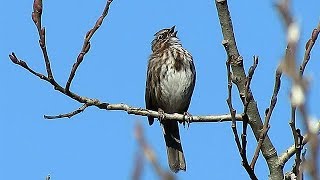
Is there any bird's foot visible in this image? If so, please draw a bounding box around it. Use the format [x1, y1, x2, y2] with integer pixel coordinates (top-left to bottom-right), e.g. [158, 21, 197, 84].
[183, 112, 193, 128]
[157, 108, 165, 124]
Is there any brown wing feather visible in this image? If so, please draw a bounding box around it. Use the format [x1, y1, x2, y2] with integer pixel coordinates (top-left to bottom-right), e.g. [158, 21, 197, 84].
[145, 62, 155, 125]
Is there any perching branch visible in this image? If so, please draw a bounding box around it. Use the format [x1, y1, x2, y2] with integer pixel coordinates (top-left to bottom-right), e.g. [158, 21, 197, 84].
[9, 0, 243, 124]
[9, 52, 242, 122]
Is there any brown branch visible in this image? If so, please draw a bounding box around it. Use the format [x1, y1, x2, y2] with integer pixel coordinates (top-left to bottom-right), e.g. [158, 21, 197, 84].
[250, 67, 282, 169]
[226, 59, 241, 151]
[9, 47, 244, 122]
[226, 60, 257, 180]
[134, 123, 174, 180]
[65, 0, 113, 92]
[241, 56, 258, 174]
[299, 22, 320, 76]
[44, 104, 89, 119]
[244, 56, 258, 114]
[10, 50, 243, 122]
[9, 53, 48, 81]
[32, 0, 54, 80]
[215, 0, 282, 179]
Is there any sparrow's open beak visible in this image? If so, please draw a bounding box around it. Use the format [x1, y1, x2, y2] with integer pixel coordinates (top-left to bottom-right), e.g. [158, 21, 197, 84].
[170, 26, 178, 37]
[169, 25, 175, 33]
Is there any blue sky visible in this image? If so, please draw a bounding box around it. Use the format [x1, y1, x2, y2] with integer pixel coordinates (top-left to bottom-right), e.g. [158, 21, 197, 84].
[1, 0, 319, 179]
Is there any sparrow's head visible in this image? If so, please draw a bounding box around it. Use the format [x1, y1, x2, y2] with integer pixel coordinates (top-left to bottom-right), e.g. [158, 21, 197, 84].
[151, 26, 179, 52]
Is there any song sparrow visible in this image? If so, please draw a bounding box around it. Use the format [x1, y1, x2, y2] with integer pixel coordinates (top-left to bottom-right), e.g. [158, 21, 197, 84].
[145, 26, 196, 173]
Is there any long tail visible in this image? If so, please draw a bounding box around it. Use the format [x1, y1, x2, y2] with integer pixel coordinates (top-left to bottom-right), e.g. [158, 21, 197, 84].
[162, 120, 186, 173]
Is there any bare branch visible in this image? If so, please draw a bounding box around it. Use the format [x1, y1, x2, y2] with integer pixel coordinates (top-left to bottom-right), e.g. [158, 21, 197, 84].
[134, 123, 175, 180]
[32, 0, 54, 80]
[226, 59, 241, 151]
[250, 67, 282, 169]
[295, 22, 320, 180]
[10, 51, 242, 123]
[299, 22, 320, 76]
[65, 0, 113, 92]
[44, 104, 89, 119]
[279, 121, 320, 166]
[244, 56, 258, 114]
[9, 53, 48, 81]
[215, 0, 282, 178]
[226, 60, 257, 180]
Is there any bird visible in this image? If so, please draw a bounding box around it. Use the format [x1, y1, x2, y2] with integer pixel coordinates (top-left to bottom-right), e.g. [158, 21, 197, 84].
[145, 26, 196, 173]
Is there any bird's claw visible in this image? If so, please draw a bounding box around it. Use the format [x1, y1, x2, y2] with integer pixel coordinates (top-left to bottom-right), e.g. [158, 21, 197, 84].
[158, 108, 165, 124]
[183, 112, 192, 128]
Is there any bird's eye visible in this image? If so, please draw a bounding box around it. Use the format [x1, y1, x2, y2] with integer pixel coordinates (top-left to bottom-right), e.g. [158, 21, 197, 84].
[158, 34, 165, 40]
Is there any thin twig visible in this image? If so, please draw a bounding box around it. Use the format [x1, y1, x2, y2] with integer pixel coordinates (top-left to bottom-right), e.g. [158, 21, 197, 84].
[244, 56, 258, 114]
[32, 0, 54, 80]
[241, 56, 258, 174]
[226, 60, 257, 180]
[226, 59, 241, 151]
[65, 0, 113, 92]
[250, 67, 282, 169]
[295, 22, 320, 180]
[299, 22, 320, 76]
[241, 114, 249, 170]
[291, 25, 320, 178]
[44, 104, 89, 119]
[9, 53, 48, 81]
